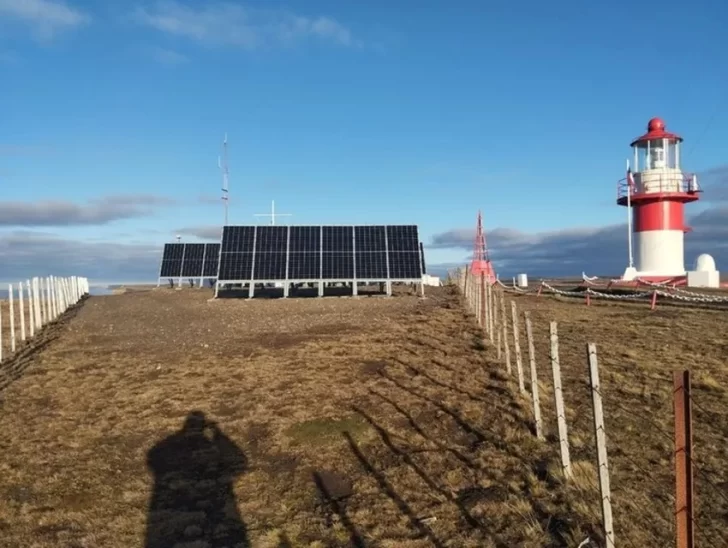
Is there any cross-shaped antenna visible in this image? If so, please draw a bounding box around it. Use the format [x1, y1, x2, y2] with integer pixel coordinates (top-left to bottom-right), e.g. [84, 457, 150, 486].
[253, 200, 292, 226]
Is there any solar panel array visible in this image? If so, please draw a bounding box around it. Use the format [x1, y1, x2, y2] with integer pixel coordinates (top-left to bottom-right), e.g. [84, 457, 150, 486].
[217, 225, 423, 283]
[159, 243, 221, 279]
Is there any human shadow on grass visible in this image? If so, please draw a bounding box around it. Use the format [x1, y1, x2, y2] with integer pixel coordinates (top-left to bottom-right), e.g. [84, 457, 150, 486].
[145, 411, 249, 548]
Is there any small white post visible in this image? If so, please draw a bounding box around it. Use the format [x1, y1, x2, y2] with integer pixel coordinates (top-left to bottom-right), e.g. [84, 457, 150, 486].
[40, 277, 47, 326]
[587, 343, 615, 548]
[26, 280, 34, 339]
[33, 278, 41, 330]
[62, 278, 68, 311]
[525, 312, 543, 440]
[49, 276, 57, 320]
[550, 321, 572, 478]
[32, 278, 39, 331]
[54, 276, 61, 317]
[9, 284, 16, 352]
[511, 301, 525, 393]
[500, 293, 511, 374]
[18, 282, 26, 342]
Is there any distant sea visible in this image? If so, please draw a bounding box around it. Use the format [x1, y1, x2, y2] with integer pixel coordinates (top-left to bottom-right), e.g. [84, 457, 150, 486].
[0, 286, 113, 299]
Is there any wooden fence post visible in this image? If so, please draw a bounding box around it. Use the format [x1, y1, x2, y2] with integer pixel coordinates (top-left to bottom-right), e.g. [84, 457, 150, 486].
[549, 322, 571, 478]
[510, 301, 525, 393]
[673, 370, 695, 548]
[524, 312, 543, 439]
[587, 343, 615, 548]
[500, 293, 512, 375]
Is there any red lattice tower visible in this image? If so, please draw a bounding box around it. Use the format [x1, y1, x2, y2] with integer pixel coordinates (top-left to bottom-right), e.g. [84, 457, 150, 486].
[470, 210, 496, 282]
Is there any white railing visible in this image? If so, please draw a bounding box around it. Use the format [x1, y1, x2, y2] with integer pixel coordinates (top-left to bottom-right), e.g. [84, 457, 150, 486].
[1, 276, 89, 363]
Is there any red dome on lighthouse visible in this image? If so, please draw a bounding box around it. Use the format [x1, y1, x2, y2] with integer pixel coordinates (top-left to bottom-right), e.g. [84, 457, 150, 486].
[631, 117, 683, 146]
[647, 117, 665, 132]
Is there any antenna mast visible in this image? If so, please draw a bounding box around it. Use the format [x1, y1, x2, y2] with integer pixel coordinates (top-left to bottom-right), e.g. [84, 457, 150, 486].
[218, 133, 230, 225]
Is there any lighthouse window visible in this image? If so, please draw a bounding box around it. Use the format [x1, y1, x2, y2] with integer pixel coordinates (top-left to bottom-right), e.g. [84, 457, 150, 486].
[649, 147, 665, 169]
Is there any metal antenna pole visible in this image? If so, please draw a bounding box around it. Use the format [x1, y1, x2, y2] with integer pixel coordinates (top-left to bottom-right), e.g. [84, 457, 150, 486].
[219, 133, 229, 225]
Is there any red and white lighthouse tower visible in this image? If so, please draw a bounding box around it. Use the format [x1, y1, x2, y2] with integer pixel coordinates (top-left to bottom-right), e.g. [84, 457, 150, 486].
[618, 117, 701, 282]
[470, 210, 496, 282]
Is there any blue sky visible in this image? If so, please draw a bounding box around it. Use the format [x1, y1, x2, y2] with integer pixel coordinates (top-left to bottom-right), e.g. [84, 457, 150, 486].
[1, 0, 727, 284]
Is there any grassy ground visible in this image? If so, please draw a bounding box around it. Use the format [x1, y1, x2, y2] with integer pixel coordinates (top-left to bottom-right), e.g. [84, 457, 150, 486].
[503, 291, 728, 547]
[0, 285, 725, 546]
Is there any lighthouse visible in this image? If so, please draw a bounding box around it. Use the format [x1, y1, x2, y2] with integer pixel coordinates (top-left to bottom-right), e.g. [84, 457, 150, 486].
[618, 117, 702, 283]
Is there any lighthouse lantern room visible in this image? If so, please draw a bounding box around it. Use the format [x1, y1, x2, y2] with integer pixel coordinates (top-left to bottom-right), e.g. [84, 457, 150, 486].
[617, 117, 703, 283]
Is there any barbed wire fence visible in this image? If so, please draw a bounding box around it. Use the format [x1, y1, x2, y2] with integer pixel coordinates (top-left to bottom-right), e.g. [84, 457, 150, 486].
[447, 267, 727, 548]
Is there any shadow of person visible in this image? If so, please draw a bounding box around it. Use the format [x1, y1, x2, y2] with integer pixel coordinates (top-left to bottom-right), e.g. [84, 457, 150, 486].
[145, 410, 249, 548]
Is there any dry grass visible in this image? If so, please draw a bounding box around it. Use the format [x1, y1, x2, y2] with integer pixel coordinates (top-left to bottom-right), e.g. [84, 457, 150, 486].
[507, 291, 728, 547]
[0, 286, 599, 547]
[1, 285, 725, 547]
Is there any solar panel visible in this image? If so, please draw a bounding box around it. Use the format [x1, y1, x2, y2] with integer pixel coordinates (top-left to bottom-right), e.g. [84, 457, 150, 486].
[181, 243, 205, 277]
[160, 243, 184, 277]
[203, 243, 221, 277]
[215, 225, 423, 291]
[419, 242, 427, 274]
[158, 242, 222, 281]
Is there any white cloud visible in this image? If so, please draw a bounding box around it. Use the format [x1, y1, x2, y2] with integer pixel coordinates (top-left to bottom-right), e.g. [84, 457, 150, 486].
[176, 225, 221, 240]
[132, 1, 359, 49]
[0, 195, 175, 227]
[0, 230, 161, 284]
[0, 0, 90, 40]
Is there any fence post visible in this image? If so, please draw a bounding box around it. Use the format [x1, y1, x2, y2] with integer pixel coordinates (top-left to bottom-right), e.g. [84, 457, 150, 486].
[463, 268, 469, 305]
[49, 276, 56, 320]
[510, 301, 525, 393]
[673, 370, 695, 548]
[34, 277, 41, 330]
[487, 281, 494, 342]
[587, 343, 615, 548]
[524, 312, 543, 439]
[27, 280, 34, 339]
[480, 273, 486, 333]
[500, 293, 512, 375]
[9, 284, 16, 353]
[18, 282, 26, 342]
[549, 322, 571, 478]
[476, 272, 482, 325]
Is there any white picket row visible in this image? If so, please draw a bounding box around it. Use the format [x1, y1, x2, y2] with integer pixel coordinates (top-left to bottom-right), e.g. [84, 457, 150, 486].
[0, 276, 89, 363]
